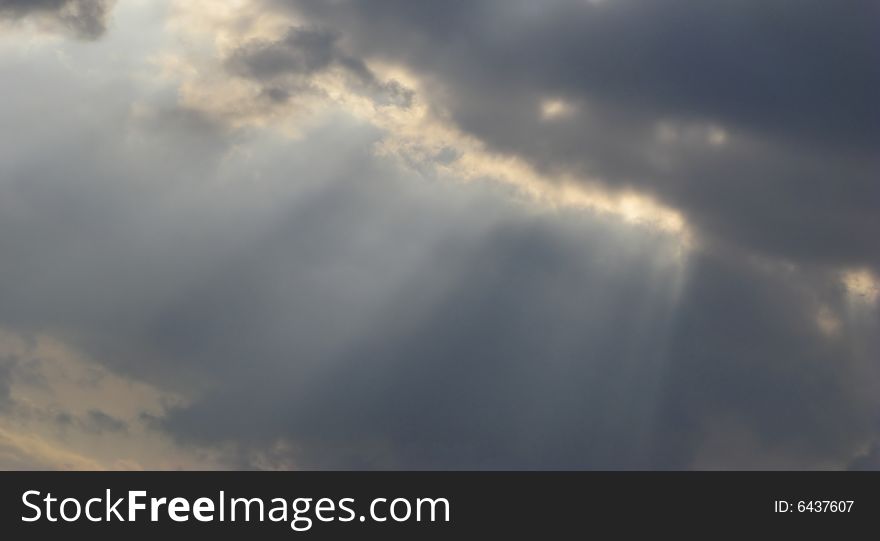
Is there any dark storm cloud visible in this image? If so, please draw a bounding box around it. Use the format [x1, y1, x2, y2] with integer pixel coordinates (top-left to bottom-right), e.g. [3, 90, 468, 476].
[159, 229, 878, 469]
[655, 253, 878, 468]
[226, 26, 413, 107]
[0, 0, 113, 39]
[283, 0, 880, 147]
[277, 0, 880, 268]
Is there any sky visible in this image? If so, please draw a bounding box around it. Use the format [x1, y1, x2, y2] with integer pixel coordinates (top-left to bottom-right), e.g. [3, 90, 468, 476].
[0, 0, 878, 470]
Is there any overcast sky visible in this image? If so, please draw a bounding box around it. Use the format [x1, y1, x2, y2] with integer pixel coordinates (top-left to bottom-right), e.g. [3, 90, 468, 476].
[0, 0, 877, 470]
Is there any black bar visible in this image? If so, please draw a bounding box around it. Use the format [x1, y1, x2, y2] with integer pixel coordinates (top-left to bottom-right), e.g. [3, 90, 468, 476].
[1, 472, 876, 538]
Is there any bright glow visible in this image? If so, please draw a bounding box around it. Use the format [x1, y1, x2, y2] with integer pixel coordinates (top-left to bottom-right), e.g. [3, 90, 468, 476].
[540, 98, 576, 120]
[655, 120, 729, 147]
[707, 126, 728, 146]
[815, 306, 842, 336]
[842, 268, 880, 305]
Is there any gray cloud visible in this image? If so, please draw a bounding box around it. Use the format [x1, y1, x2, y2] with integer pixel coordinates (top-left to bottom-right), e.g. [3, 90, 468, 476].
[277, 0, 880, 269]
[226, 26, 413, 107]
[227, 27, 342, 80]
[85, 409, 128, 434]
[159, 238, 878, 469]
[0, 0, 113, 39]
[655, 253, 878, 468]
[283, 0, 879, 147]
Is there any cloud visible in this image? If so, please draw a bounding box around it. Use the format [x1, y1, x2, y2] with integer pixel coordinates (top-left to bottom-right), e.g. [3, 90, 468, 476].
[0, 327, 229, 470]
[0, 426, 105, 470]
[656, 252, 878, 469]
[276, 0, 880, 269]
[85, 410, 128, 434]
[225, 25, 414, 108]
[0, 0, 114, 39]
[283, 0, 879, 147]
[227, 26, 345, 81]
[157, 235, 878, 469]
